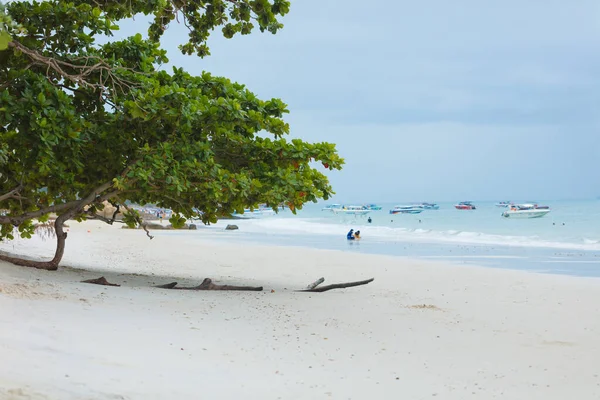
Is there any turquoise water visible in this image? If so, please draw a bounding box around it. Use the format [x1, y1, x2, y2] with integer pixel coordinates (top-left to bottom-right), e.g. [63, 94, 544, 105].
[288, 200, 600, 250]
[176, 199, 600, 277]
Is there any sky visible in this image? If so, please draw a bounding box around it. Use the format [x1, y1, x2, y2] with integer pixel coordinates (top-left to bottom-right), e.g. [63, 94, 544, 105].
[121, 0, 599, 202]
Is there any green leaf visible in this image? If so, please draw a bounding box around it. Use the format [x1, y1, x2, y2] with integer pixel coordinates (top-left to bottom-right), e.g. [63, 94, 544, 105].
[0, 30, 11, 51]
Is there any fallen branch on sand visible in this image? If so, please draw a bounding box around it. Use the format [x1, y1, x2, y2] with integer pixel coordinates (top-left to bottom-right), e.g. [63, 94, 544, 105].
[85, 276, 374, 292]
[153, 277, 373, 292]
[81, 277, 120, 286]
[155, 278, 263, 291]
[306, 277, 325, 290]
[296, 277, 374, 292]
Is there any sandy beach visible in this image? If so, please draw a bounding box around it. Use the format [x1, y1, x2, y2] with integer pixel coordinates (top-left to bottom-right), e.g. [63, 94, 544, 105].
[1, 220, 599, 399]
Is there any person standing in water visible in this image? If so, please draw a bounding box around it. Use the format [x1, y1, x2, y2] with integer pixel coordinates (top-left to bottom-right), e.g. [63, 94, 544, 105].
[367, 217, 372, 223]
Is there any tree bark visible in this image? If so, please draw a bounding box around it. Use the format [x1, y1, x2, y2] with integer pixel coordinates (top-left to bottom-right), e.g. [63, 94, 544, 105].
[155, 278, 263, 291]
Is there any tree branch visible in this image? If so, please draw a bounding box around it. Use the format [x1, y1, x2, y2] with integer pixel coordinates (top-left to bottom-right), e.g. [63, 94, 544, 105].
[296, 278, 375, 293]
[110, 203, 121, 223]
[121, 203, 154, 239]
[0, 200, 80, 225]
[140, 220, 154, 239]
[0, 182, 114, 226]
[8, 41, 139, 99]
[0, 185, 23, 202]
[84, 203, 122, 225]
[96, 190, 122, 203]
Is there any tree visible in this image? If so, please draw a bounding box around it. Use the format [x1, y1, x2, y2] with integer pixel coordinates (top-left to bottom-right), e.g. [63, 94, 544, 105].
[0, 0, 343, 270]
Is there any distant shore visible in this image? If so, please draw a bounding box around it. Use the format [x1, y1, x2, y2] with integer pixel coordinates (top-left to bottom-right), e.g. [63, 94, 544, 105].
[1, 220, 600, 399]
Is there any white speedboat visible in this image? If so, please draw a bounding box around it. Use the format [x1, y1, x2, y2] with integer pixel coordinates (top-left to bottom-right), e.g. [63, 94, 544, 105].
[322, 203, 342, 211]
[502, 204, 550, 219]
[418, 202, 439, 210]
[389, 205, 424, 215]
[232, 208, 275, 218]
[495, 201, 512, 208]
[331, 205, 370, 215]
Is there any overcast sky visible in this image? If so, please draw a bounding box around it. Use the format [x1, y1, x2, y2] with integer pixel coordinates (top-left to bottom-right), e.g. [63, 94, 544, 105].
[124, 0, 599, 202]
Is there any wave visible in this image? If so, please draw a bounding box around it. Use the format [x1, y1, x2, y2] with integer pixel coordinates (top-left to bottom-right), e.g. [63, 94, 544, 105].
[211, 217, 600, 251]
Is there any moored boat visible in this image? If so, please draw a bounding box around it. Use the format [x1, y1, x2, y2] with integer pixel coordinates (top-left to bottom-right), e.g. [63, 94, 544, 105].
[455, 201, 476, 210]
[502, 204, 551, 219]
[363, 204, 382, 210]
[331, 205, 371, 215]
[419, 202, 439, 210]
[389, 205, 424, 214]
[495, 201, 512, 208]
[232, 208, 274, 218]
[322, 203, 342, 211]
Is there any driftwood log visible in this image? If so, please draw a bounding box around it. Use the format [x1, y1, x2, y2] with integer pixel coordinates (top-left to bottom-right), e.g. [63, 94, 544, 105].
[82, 276, 373, 292]
[81, 276, 120, 286]
[155, 278, 263, 291]
[306, 277, 325, 290]
[297, 278, 374, 292]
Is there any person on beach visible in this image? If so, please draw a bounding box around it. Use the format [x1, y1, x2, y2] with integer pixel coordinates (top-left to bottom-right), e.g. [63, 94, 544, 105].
[355, 230, 361, 240]
[346, 229, 355, 240]
[368, 217, 372, 223]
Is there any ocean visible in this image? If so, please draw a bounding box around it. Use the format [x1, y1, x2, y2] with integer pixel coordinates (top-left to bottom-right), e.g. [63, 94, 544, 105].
[167, 200, 600, 277]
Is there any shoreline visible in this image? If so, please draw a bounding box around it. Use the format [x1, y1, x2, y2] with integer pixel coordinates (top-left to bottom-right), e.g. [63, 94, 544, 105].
[145, 220, 600, 278]
[1, 220, 600, 399]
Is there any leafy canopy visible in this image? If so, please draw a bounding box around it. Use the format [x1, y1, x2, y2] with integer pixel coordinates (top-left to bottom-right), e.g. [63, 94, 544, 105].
[0, 0, 343, 239]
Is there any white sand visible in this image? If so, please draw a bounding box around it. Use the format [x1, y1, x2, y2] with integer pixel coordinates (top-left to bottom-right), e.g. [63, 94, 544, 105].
[1, 220, 600, 399]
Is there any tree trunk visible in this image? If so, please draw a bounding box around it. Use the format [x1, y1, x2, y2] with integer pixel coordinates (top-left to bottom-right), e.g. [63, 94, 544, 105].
[0, 182, 114, 271]
[0, 212, 69, 270]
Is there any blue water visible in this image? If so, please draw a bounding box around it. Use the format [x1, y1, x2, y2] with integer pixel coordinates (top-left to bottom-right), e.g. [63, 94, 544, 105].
[176, 200, 600, 277]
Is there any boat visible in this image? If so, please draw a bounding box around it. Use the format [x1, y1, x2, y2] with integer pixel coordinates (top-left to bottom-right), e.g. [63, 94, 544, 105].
[455, 201, 476, 210]
[389, 205, 424, 215]
[495, 201, 512, 208]
[502, 204, 550, 219]
[363, 204, 382, 210]
[232, 206, 276, 218]
[232, 209, 263, 218]
[232, 209, 265, 218]
[322, 203, 342, 211]
[331, 205, 371, 215]
[419, 202, 439, 210]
